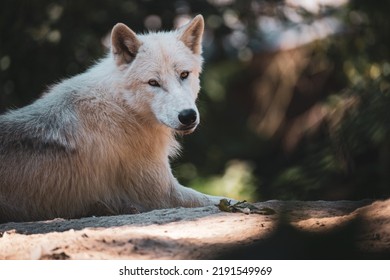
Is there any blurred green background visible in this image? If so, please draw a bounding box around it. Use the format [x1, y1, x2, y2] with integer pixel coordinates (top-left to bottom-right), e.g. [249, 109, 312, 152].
[1, 0, 389, 202]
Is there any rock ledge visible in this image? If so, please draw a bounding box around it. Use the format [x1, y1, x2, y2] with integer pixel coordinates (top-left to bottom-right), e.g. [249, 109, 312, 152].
[0, 199, 389, 259]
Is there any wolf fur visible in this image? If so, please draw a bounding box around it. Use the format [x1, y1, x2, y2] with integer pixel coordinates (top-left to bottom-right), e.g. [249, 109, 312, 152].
[0, 15, 225, 222]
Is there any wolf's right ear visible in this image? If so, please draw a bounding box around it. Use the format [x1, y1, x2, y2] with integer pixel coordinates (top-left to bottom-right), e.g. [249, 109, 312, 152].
[111, 23, 141, 66]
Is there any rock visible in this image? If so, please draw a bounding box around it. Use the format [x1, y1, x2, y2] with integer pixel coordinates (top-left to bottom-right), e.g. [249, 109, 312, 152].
[0, 199, 389, 259]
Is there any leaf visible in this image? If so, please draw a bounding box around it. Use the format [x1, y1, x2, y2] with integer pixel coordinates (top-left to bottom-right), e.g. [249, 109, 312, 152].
[217, 199, 276, 215]
[251, 207, 276, 215]
[217, 198, 233, 212]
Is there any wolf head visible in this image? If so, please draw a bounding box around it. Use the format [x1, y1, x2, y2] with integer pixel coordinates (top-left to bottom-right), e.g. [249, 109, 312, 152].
[110, 15, 204, 134]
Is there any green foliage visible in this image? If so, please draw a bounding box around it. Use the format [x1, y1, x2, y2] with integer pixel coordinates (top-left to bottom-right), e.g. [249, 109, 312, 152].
[189, 160, 259, 202]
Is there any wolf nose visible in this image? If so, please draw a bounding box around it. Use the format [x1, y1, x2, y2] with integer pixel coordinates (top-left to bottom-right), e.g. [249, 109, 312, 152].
[178, 109, 197, 125]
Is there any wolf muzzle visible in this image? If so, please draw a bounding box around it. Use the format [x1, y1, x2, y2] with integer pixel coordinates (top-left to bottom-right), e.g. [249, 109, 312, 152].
[177, 109, 198, 133]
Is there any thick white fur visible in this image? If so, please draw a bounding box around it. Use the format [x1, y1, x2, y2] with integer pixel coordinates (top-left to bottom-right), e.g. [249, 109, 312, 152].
[0, 15, 225, 222]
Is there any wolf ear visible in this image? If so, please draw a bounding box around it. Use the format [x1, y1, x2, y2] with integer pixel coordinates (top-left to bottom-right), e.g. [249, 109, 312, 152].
[111, 23, 141, 65]
[178, 15, 204, 55]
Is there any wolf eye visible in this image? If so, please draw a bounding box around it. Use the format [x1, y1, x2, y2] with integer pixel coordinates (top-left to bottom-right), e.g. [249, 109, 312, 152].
[148, 79, 160, 87]
[180, 71, 190, 80]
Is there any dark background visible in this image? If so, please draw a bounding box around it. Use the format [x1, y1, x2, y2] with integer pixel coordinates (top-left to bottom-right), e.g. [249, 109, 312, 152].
[1, 0, 389, 202]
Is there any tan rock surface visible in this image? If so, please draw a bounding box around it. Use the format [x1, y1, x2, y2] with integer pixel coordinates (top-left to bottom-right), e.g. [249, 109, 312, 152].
[0, 199, 388, 259]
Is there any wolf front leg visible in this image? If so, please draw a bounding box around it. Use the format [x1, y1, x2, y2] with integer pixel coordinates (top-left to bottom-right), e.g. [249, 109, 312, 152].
[169, 182, 225, 208]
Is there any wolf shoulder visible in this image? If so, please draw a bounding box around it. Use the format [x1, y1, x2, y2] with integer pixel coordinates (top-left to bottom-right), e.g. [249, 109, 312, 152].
[0, 75, 91, 154]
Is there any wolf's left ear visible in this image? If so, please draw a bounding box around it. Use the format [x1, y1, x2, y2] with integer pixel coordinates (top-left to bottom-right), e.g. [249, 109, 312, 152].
[111, 23, 141, 65]
[178, 15, 204, 55]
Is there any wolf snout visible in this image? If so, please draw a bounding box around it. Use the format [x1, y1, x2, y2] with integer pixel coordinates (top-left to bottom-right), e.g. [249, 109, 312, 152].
[176, 109, 198, 133]
[178, 109, 198, 126]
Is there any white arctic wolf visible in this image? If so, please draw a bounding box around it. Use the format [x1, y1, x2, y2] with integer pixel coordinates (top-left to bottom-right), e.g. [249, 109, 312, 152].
[0, 15, 225, 222]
